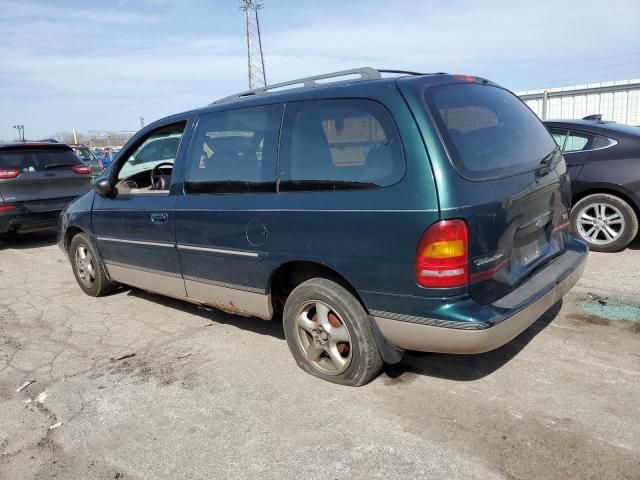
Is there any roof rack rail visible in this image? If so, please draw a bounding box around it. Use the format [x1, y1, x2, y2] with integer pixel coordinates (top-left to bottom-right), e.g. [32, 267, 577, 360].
[211, 67, 427, 105]
[378, 69, 428, 76]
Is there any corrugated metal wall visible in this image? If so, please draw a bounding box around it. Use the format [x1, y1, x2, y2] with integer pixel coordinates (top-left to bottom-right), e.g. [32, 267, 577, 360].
[517, 80, 640, 125]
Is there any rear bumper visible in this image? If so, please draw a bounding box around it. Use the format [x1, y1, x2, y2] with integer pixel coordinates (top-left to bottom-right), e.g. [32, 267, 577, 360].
[0, 208, 60, 234]
[373, 239, 588, 354]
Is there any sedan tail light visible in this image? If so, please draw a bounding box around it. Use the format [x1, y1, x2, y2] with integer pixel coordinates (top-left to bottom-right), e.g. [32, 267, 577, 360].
[415, 219, 469, 288]
[0, 205, 17, 212]
[72, 165, 92, 175]
[0, 169, 20, 179]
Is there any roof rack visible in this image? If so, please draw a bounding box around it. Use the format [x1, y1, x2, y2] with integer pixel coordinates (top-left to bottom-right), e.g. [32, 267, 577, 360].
[211, 67, 428, 104]
[378, 69, 428, 76]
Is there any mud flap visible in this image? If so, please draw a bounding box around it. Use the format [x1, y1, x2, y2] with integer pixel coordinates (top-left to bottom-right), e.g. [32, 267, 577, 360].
[369, 316, 404, 364]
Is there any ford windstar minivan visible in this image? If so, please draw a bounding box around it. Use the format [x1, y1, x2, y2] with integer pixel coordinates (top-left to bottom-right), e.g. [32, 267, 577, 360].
[59, 68, 587, 386]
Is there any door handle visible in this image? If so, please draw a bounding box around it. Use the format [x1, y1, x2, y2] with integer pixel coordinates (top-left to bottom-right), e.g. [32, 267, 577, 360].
[150, 213, 169, 224]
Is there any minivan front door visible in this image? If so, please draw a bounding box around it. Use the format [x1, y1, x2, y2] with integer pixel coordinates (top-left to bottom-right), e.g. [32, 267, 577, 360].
[92, 121, 189, 298]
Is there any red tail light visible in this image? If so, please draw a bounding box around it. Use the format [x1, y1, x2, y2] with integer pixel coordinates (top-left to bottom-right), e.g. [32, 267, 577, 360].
[72, 165, 92, 175]
[415, 219, 469, 288]
[0, 205, 17, 212]
[0, 169, 20, 179]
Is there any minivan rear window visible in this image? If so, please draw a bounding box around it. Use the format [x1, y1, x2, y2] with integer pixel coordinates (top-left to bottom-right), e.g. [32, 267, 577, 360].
[0, 147, 83, 172]
[426, 84, 557, 179]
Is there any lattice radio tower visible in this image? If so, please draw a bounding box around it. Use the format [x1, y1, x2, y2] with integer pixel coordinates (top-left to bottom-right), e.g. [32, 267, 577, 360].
[240, 0, 267, 90]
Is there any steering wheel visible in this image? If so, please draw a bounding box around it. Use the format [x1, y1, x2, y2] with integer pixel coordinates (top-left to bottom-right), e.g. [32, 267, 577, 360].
[150, 162, 174, 190]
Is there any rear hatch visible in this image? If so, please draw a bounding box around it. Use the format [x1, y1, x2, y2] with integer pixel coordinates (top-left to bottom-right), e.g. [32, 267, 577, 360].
[423, 81, 571, 304]
[0, 144, 92, 212]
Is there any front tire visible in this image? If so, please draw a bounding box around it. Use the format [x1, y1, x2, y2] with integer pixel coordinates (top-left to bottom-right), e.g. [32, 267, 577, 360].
[283, 278, 383, 386]
[69, 233, 116, 296]
[571, 193, 638, 252]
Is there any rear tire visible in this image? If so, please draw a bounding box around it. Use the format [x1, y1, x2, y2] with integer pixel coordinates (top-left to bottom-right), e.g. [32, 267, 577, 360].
[283, 278, 383, 386]
[571, 193, 638, 252]
[69, 233, 116, 296]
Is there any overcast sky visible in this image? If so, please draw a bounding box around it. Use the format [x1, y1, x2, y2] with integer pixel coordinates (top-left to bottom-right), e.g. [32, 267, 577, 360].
[1, 0, 639, 141]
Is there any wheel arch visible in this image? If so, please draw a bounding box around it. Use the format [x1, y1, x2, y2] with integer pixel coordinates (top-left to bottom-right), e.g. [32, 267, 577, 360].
[572, 186, 640, 222]
[269, 261, 368, 315]
[64, 226, 86, 252]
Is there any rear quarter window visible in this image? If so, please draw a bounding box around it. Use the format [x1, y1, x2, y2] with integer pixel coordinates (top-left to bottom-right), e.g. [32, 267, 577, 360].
[426, 84, 557, 180]
[279, 99, 405, 190]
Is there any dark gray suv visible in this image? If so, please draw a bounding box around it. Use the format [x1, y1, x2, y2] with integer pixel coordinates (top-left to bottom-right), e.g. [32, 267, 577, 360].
[0, 143, 92, 234]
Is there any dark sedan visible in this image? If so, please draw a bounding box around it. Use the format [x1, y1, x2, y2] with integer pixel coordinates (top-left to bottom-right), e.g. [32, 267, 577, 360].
[545, 118, 640, 252]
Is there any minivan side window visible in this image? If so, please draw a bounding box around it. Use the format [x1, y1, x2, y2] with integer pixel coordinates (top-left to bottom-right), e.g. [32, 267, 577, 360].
[184, 105, 283, 194]
[279, 99, 405, 191]
[115, 122, 186, 194]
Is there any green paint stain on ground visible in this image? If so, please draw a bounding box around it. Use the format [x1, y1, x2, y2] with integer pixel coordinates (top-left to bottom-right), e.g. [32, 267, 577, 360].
[576, 299, 640, 322]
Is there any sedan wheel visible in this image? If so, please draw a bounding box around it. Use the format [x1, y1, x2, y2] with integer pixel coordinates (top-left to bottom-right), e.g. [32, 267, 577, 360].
[576, 202, 625, 246]
[571, 193, 639, 252]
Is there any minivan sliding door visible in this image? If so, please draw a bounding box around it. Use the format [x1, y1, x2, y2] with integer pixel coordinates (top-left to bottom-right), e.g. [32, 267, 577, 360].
[174, 105, 283, 319]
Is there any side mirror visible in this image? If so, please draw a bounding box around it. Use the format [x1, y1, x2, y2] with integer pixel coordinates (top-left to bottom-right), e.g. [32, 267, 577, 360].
[93, 176, 114, 196]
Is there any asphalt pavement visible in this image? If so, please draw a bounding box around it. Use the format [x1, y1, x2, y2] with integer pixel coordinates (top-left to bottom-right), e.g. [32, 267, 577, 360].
[1, 232, 639, 479]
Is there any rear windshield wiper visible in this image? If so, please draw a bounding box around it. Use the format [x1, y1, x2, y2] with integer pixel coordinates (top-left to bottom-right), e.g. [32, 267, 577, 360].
[535, 149, 558, 177]
[538, 148, 558, 169]
[44, 163, 77, 169]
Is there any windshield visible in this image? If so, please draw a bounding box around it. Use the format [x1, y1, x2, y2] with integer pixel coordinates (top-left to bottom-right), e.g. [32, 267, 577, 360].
[0, 147, 83, 171]
[426, 84, 558, 179]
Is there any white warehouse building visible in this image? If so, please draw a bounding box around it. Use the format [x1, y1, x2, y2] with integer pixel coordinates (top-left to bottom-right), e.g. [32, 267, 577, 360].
[517, 79, 640, 126]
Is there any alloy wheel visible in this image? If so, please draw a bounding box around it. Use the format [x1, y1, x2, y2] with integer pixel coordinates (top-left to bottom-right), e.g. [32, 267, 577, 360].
[576, 202, 625, 246]
[74, 245, 96, 287]
[295, 300, 353, 375]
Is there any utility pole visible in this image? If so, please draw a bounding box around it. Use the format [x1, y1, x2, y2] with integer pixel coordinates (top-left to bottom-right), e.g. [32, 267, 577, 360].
[13, 125, 25, 142]
[240, 0, 267, 90]
[140, 116, 145, 129]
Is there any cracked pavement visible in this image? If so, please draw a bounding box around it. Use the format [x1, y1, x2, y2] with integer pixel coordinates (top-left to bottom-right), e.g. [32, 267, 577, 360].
[1, 232, 639, 479]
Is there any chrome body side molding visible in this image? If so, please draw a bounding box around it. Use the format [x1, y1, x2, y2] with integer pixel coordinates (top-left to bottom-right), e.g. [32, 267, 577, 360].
[97, 236, 175, 249]
[177, 244, 260, 258]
